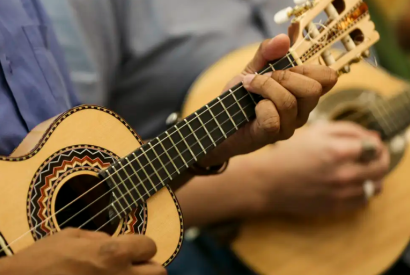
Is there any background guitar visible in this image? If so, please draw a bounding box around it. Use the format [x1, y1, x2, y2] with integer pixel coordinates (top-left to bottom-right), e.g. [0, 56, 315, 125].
[181, 3, 410, 275]
[0, 0, 378, 271]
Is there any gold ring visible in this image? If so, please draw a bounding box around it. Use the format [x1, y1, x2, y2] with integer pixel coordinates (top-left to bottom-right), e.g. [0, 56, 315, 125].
[358, 139, 377, 163]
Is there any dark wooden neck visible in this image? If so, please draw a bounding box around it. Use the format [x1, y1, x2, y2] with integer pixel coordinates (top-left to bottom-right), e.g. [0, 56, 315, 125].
[367, 90, 410, 140]
[98, 53, 296, 212]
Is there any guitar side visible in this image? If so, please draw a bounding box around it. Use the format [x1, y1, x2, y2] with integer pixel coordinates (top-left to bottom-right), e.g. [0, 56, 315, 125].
[0, 106, 183, 266]
[181, 43, 410, 275]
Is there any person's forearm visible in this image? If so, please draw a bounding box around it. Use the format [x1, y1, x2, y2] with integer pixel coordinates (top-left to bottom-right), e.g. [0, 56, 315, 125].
[175, 149, 276, 228]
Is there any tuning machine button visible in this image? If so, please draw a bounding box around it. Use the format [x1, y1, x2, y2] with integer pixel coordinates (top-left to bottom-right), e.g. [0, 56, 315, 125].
[342, 65, 351, 74]
[274, 7, 293, 24]
[166, 112, 181, 128]
[362, 50, 371, 58]
[294, 0, 308, 4]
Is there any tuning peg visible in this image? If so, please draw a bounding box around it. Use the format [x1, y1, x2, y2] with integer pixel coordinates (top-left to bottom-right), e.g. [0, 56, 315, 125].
[166, 112, 180, 128]
[342, 65, 351, 74]
[362, 50, 370, 58]
[294, 0, 308, 5]
[274, 7, 293, 24]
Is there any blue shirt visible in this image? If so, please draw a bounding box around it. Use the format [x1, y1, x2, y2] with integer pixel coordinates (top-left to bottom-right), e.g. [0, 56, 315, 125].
[0, 0, 79, 156]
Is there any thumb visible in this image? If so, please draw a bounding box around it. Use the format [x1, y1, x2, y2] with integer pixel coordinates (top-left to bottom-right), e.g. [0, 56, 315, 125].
[61, 228, 110, 239]
[243, 34, 290, 75]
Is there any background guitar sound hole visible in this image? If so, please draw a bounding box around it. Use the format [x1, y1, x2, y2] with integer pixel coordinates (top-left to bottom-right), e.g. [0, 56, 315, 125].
[55, 174, 118, 235]
[331, 106, 370, 128]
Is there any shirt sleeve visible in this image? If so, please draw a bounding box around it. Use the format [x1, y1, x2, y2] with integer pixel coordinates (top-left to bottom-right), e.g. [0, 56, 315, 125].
[41, 0, 122, 106]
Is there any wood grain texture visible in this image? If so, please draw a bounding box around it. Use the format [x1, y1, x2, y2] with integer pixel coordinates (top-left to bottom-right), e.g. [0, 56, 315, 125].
[182, 43, 410, 275]
[0, 106, 182, 266]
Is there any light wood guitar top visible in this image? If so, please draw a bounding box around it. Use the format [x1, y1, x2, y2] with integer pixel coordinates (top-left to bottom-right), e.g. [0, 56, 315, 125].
[182, 43, 410, 275]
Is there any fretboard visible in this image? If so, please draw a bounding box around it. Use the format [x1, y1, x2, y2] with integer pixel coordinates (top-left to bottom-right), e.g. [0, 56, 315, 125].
[367, 90, 410, 140]
[99, 53, 296, 215]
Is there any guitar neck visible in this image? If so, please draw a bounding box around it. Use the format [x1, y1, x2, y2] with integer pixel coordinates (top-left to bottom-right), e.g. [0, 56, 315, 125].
[367, 90, 410, 140]
[99, 54, 296, 206]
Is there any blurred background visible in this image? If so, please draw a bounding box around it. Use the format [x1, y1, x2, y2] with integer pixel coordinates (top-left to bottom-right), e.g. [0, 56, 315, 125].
[37, 0, 410, 274]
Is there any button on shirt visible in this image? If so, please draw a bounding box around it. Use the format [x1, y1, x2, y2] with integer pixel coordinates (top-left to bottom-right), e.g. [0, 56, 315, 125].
[0, 0, 79, 156]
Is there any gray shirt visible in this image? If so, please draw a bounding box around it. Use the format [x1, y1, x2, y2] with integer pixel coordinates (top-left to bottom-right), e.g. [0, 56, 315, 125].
[42, 0, 293, 139]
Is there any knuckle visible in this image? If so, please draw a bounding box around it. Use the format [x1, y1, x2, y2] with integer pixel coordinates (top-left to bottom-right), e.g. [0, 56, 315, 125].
[328, 68, 338, 85]
[259, 75, 272, 90]
[99, 241, 128, 262]
[307, 80, 322, 97]
[259, 114, 280, 135]
[334, 170, 357, 186]
[277, 70, 290, 84]
[326, 146, 344, 162]
[327, 145, 351, 163]
[280, 93, 297, 111]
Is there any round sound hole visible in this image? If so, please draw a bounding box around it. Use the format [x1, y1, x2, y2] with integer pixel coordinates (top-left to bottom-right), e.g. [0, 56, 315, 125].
[330, 105, 369, 127]
[55, 174, 119, 235]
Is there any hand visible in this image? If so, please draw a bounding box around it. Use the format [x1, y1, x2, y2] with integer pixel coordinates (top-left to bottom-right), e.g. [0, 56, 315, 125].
[0, 228, 166, 275]
[198, 34, 338, 167]
[250, 121, 390, 216]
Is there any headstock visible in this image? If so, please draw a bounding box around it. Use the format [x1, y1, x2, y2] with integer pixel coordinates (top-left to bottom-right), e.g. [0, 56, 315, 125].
[275, 0, 379, 75]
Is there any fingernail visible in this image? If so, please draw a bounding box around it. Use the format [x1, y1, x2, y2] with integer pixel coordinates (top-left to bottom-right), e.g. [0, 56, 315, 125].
[242, 74, 256, 88]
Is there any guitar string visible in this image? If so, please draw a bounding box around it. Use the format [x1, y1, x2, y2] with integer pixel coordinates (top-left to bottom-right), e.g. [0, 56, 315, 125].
[10, 0, 371, 239]
[325, 91, 410, 128]
[42, 54, 290, 225]
[2, 19, 374, 251]
[57, 86, 263, 231]
[83, 101, 252, 231]
[0, 59, 288, 252]
[8, 19, 327, 247]
[82, 92, 409, 232]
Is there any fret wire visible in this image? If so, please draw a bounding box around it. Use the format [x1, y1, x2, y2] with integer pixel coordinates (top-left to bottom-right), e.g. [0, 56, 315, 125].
[112, 192, 127, 214]
[184, 118, 206, 155]
[219, 95, 238, 130]
[387, 96, 403, 130]
[103, 53, 292, 184]
[104, 55, 291, 185]
[157, 137, 180, 174]
[110, 193, 123, 216]
[3, 57, 297, 251]
[112, 165, 138, 204]
[98, 103, 256, 230]
[228, 89, 249, 122]
[379, 101, 396, 135]
[131, 153, 151, 194]
[125, 157, 144, 199]
[269, 63, 276, 71]
[287, 55, 295, 67]
[140, 147, 165, 187]
[206, 104, 227, 139]
[195, 112, 216, 147]
[134, 152, 157, 192]
[370, 104, 391, 136]
[149, 143, 172, 180]
[239, 87, 257, 106]
[166, 131, 189, 168]
[106, 170, 131, 210]
[175, 125, 197, 161]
